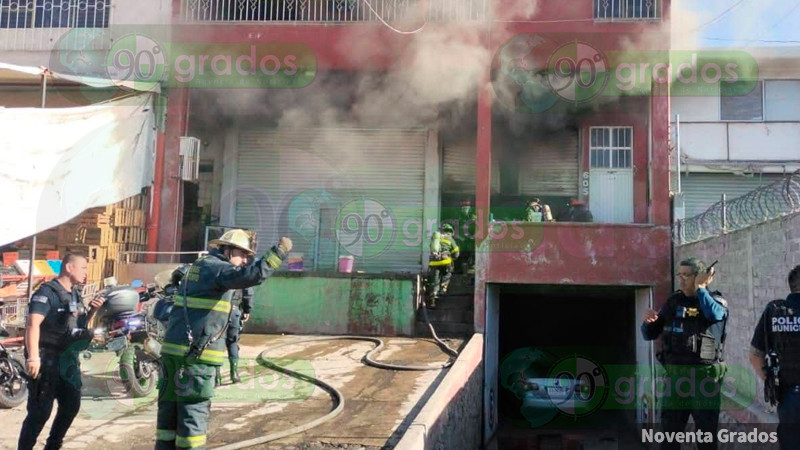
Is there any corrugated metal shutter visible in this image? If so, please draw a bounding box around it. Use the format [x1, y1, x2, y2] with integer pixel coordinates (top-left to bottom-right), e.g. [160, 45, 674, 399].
[682, 173, 785, 218]
[518, 131, 579, 197]
[236, 128, 427, 274]
[441, 140, 500, 194]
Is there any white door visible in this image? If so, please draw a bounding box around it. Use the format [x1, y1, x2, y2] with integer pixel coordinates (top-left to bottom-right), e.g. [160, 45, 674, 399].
[589, 127, 634, 223]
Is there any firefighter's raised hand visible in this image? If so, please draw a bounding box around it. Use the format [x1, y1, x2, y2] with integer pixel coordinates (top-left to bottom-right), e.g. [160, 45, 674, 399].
[643, 309, 659, 323]
[278, 237, 293, 253]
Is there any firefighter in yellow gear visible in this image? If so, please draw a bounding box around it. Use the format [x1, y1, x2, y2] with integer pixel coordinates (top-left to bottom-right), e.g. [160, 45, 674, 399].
[426, 223, 460, 309]
[156, 229, 291, 449]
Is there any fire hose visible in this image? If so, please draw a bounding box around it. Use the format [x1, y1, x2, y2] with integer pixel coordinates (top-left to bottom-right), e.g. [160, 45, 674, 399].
[212, 275, 459, 450]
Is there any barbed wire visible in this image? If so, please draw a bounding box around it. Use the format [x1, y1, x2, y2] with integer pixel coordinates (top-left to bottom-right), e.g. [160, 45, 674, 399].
[674, 170, 800, 245]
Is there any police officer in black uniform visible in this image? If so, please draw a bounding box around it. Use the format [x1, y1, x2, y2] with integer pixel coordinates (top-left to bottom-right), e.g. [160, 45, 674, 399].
[641, 257, 728, 450]
[18, 253, 105, 450]
[749, 265, 800, 449]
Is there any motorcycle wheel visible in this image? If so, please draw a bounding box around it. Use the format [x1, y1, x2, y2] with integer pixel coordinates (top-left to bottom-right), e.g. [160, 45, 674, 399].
[0, 358, 28, 408]
[123, 351, 159, 397]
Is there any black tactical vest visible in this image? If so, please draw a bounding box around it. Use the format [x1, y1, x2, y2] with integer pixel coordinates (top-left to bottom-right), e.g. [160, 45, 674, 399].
[661, 291, 728, 365]
[765, 299, 800, 386]
[37, 280, 83, 352]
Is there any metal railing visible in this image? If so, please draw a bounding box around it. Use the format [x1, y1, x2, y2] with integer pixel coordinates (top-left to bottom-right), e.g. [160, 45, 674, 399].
[0, 0, 110, 28]
[180, 0, 487, 23]
[594, 0, 661, 21]
[674, 171, 800, 245]
[0, 0, 110, 51]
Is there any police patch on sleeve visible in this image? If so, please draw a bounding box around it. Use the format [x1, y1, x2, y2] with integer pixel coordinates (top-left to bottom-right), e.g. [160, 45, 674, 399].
[32, 295, 49, 304]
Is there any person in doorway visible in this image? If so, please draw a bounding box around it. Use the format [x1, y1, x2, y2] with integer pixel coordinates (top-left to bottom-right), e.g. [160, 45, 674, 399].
[215, 287, 252, 386]
[18, 253, 105, 450]
[749, 265, 800, 449]
[641, 257, 729, 450]
[156, 229, 291, 450]
[425, 224, 460, 309]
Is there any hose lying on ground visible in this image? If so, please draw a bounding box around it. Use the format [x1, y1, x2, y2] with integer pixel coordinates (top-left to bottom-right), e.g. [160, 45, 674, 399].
[212, 275, 460, 450]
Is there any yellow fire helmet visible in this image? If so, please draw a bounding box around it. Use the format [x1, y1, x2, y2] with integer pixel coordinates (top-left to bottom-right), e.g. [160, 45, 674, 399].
[208, 229, 257, 255]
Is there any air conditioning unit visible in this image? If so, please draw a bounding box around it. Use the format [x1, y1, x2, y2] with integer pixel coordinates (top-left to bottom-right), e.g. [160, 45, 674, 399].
[179, 136, 201, 182]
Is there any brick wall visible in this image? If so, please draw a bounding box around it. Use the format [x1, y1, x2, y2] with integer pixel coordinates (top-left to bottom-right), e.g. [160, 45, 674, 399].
[675, 211, 800, 434]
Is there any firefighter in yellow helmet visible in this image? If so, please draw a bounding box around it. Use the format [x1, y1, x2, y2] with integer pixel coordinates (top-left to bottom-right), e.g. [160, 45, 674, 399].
[156, 229, 292, 449]
[425, 223, 460, 309]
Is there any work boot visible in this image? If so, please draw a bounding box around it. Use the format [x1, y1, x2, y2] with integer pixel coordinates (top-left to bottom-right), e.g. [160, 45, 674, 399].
[215, 367, 222, 387]
[230, 358, 240, 384]
[427, 296, 438, 310]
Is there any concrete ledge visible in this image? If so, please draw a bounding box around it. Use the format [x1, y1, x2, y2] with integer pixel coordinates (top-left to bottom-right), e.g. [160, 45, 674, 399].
[395, 333, 484, 450]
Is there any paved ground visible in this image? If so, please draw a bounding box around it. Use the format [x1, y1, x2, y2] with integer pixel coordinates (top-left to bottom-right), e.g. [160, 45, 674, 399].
[1, 334, 463, 450]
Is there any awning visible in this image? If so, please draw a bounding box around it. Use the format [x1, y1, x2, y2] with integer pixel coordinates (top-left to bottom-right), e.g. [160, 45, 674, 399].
[0, 93, 157, 246]
[0, 61, 161, 92]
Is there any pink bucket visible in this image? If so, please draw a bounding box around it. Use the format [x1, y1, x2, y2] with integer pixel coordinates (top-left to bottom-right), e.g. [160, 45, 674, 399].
[338, 256, 354, 273]
[287, 253, 304, 271]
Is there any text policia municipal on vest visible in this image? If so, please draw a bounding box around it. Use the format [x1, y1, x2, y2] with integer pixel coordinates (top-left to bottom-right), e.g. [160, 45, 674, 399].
[772, 315, 800, 332]
[642, 429, 778, 444]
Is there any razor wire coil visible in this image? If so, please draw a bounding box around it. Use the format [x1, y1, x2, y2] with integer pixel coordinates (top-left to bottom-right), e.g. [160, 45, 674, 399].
[674, 170, 800, 245]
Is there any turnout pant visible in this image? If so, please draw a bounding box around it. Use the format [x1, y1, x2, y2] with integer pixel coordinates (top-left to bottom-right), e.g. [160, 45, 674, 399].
[426, 264, 453, 303]
[156, 355, 216, 449]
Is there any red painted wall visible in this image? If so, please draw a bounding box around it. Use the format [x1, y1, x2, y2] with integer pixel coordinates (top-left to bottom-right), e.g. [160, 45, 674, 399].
[474, 223, 673, 331]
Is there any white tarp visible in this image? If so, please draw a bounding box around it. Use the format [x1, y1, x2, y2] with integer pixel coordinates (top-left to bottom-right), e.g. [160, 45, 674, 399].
[0, 93, 156, 246]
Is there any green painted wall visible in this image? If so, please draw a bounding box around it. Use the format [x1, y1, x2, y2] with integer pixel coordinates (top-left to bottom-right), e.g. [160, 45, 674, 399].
[247, 274, 416, 336]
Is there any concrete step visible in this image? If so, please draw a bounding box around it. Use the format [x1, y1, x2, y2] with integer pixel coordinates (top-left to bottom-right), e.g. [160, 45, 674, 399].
[420, 307, 473, 324]
[432, 294, 473, 310]
[415, 321, 474, 338]
[444, 274, 475, 296]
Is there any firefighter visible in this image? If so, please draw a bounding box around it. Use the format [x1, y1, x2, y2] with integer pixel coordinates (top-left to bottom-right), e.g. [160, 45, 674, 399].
[559, 198, 594, 222]
[425, 223, 460, 309]
[215, 287, 252, 386]
[458, 199, 477, 275]
[749, 265, 800, 448]
[524, 198, 553, 222]
[156, 230, 291, 449]
[641, 257, 728, 450]
[18, 253, 105, 450]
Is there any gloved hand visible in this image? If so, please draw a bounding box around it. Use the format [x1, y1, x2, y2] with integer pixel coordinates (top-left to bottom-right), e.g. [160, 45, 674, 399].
[70, 328, 93, 341]
[278, 237, 293, 254]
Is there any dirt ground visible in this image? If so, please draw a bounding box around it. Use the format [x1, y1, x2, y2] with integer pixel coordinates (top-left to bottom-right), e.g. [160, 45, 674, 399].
[1, 334, 463, 450]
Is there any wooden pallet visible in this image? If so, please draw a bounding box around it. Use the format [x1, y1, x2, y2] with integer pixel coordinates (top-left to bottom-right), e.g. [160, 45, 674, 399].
[58, 245, 105, 263]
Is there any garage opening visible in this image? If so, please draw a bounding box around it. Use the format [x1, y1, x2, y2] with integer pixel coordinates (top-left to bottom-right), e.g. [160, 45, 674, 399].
[489, 285, 652, 450]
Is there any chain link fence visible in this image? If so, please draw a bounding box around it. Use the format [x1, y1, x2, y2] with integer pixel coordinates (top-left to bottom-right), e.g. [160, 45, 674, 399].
[674, 170, 800, 245]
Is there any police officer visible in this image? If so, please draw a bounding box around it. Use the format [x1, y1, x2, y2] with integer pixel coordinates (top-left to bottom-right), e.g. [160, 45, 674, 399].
[156, 230, 291, 449]
[215, 287, 252, 386]
[641, 257, 728, 450]
[749, 265, 800, 449]
[425, 224, 460, 309]
[18, 253, 105, 450]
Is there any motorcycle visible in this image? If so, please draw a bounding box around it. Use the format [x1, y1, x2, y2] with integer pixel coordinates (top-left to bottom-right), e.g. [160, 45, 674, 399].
[0, 323, 27, 408]
[86, 274, 176, 397]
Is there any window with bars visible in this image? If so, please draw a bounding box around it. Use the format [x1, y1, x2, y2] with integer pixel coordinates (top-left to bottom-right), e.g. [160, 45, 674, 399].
[0, 0, 110, 29]
[590, 127, 633, 169]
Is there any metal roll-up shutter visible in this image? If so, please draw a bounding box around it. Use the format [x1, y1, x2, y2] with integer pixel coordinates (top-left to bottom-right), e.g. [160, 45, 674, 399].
[681, 173, 784, 218]
[441, 140, 500, 194]
[236, 128, 428, 274]
[518, 131, 579, 197]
